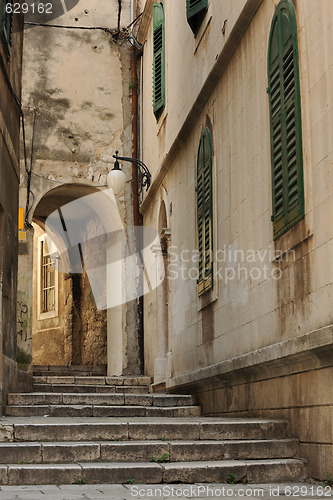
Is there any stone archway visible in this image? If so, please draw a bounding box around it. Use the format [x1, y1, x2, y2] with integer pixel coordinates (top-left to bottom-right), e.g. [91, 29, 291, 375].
[18, 183, 132, 375]
[31, 184, 108, 368]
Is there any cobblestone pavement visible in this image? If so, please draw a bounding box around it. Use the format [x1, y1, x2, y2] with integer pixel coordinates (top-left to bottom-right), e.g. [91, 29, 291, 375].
[0, 483, 331, 500]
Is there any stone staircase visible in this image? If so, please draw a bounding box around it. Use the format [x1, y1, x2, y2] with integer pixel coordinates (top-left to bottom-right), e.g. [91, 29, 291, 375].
[0, 367, 307, 485]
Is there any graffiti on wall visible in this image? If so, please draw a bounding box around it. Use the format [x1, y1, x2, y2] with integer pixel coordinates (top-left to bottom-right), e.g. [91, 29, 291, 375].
[17, 300, 32, 342]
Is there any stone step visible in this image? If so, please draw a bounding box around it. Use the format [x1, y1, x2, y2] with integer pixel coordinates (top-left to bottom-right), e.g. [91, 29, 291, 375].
[33, 376, 152, 386]
[5, 405, 202, 418]
[33, 384, 148, 394]
[33, 365, 107, 377]
[6, 419, 288, 442]
[7, 393, 196, 407]
[0, 439, 299, 464]
[0, 459, 307, 485]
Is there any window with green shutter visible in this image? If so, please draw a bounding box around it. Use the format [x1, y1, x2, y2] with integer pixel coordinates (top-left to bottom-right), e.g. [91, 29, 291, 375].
[153, 2, 165, 120]
[186, 0, 208, 36]
[196, 128, 213, 296]
[268, 0, 304, 240]
[0, 0, 13, 49]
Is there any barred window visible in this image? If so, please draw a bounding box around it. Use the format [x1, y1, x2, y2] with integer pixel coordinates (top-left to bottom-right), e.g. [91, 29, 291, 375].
[38, 235, 58, 318]
[41, 239, 56, 313]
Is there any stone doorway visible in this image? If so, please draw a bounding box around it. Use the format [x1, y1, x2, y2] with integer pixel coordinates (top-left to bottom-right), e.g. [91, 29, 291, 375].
[18, 181, 143, 378]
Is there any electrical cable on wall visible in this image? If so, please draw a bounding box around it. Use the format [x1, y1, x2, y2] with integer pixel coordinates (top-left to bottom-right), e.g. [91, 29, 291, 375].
[24, 12, 143, 48]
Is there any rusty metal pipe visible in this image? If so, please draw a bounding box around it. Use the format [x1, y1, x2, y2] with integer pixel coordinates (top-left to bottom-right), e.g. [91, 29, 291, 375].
[130, 44, 144, 373]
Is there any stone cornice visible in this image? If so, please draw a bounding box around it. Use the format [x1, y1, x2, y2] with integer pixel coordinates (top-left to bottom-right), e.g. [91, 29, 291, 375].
[167, 324, 333, 392]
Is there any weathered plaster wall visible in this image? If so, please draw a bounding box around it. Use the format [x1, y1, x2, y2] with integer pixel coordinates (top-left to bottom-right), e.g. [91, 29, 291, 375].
[18, 0, 141, 373]
[80, 268, 107, 366]
[140, 0, 333, 478]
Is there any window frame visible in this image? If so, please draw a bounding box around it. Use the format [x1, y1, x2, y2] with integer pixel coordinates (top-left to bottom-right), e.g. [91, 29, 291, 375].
[153, 2, 165, 120]
[37, 234, 59, 320]
[268, 0, 304, 240]
[186, 0, 208, 37]
[196, 127, 213, 296]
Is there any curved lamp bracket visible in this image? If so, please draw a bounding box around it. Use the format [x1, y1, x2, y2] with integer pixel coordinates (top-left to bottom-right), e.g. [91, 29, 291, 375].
[113, 151, 151, 193]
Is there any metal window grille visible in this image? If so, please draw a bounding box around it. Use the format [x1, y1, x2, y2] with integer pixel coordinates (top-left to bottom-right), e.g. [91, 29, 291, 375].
[41, 241, 56, 313]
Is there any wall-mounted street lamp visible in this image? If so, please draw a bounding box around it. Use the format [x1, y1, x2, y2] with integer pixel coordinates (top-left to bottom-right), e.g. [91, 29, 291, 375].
[107, 150, 151, 195]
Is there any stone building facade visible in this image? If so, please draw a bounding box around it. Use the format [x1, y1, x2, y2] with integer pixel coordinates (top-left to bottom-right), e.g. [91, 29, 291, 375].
[137, 0, 333, 479]
[0, 3, 24, 409]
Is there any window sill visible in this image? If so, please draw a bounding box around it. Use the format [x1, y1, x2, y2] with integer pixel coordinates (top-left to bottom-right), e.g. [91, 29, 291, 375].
[198, 284, 218, 311]
[272, 217, 313, 262]
[157, 111, 167, 135]
[38, 310, 59, 321]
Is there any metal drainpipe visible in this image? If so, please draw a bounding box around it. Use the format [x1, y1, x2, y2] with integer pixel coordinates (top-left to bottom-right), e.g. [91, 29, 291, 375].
[131, 53, 140, 227]
[130, 0, 144, 374]
[139, 50, 143, 164]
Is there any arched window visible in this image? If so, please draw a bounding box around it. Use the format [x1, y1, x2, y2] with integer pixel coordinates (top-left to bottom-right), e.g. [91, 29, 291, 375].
[196, 128, 213, 296]
[268, 0, 304, 240]
[153, 2, 165, 119]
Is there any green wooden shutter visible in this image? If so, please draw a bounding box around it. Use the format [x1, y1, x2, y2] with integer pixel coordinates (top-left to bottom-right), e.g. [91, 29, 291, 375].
[186, 0, 208, 36]
[268, 0, 304, 240]
[197, 128, 213, 296]
[153, 3, 165, 119]
[0, 0, 13, 48]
